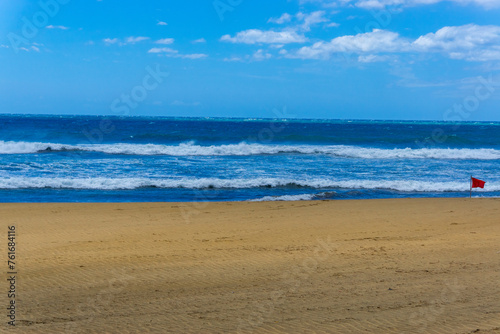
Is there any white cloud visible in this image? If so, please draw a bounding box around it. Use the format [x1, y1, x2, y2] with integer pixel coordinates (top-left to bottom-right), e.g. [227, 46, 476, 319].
[268, 11, 332, 31]
[0, 45, 9, 48]
[328, 0, 500, 9]
[220, 29, 307, 44]
[354, 0, 409, 9]
[46, 25, 69, 30]
[155, 38, 174, 45]
[223, 49, 278, 62]
[223, 50, 274, 62]
[358, 54, 392, 62]
[412, 24, 500, 61]
[180, 53, 208, 59]
[268, 13, 293, 24]
[296, 11, 329, 31]
[125, 36, 150, 44]
[224, 56, 244, 62]
[18, 45, 40, 52]
[291, 29, 408, 59]
[288, 24, 500, 62]
[148, 47, 208, 59]
[103, 37, 150, 46]
[103, 38, 119, 45]
[192, 38, 207, 44]
[252, 49, 272, 61]
[157, 21, 168, 26]
[148, 47, 178, 54]
[326, 22, 340, 28]
[298, 0, 340, 7]
[413, 24, 500, 50]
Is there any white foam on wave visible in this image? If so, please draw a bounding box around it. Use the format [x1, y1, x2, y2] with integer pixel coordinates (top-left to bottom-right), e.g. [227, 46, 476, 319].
[472, 195, 500, 198]
[0, 176, 498, 192]
[250, 194, 317, 202]
[1, 140, 500, 160]
[0, 141, 70, 154]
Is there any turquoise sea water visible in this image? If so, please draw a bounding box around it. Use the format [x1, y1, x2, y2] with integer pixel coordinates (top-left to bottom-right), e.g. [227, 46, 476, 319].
[0, 114, 499, 202]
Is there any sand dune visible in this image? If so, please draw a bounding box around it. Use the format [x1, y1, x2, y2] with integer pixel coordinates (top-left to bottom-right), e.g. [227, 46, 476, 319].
[1, 198, 500, 333]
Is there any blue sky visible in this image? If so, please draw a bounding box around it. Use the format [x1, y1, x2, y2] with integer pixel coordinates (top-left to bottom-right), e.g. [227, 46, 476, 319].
[1, 0, 500, 120]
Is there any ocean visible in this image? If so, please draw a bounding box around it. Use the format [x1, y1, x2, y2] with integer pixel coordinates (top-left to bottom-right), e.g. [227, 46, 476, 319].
[0, 114, 499, 203]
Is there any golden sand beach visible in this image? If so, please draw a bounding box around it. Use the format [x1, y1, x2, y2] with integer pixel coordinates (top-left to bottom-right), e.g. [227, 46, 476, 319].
[2, 198, 500, 333]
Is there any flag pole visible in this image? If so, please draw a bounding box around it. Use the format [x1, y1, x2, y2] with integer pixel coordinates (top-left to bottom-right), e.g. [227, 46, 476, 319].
[470, 175, 472, 198]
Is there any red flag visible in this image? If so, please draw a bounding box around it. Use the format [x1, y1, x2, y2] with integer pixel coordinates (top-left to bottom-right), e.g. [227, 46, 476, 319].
[471, 177, 486, 189]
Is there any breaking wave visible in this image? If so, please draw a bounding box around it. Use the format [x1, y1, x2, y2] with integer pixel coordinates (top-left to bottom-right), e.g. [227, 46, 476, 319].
[1, 141, 500, 160]
[0, 177, 497, 192]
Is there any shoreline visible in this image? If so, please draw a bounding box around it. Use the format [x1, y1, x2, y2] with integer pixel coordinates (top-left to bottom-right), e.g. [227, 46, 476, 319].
[0, 195, 496, 205]
[2, 198, 499, 333]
